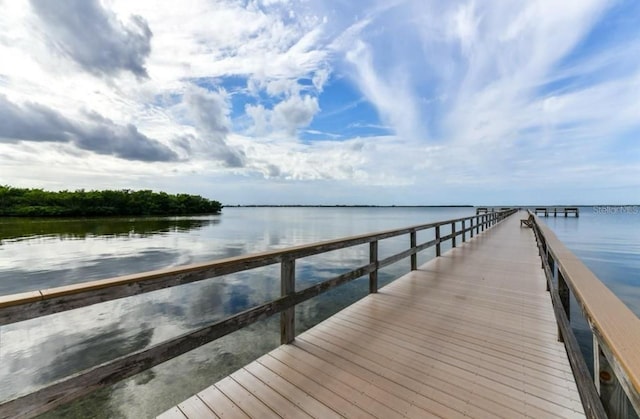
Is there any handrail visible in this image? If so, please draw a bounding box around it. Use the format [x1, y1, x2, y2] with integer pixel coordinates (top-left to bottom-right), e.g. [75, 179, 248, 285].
[530, 212, 640, 417]
[0, 209, 517, 418]
[0, 210, 515, 326]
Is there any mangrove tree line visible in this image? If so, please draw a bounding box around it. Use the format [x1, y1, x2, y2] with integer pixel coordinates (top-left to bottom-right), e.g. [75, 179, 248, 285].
[0, 186, 222, 216]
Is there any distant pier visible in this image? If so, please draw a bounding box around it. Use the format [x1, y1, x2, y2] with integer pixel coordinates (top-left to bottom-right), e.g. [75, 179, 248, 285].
[533, 207, 579, 217]
[477, 207, 579, 217]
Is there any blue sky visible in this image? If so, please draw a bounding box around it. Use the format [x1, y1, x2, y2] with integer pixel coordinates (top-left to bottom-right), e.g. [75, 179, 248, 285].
[0, 0, 639, 205]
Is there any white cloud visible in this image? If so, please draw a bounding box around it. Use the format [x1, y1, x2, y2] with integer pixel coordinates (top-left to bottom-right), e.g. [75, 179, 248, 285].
[183, 85, 230, 141]
[451, 1, 479, 55]
[272, 94, 320, 135]
[30, 0, 152, 78]
[345, 40, 423, 141]
[245, 92, 320, 137]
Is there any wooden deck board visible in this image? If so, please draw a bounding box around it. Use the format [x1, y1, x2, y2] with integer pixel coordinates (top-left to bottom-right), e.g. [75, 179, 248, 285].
[229, 368, 313, 419]
[328, 310, 577, 387]
[243, 361, 342, 419]
[197, 385, 250, 419]
[303, 321, 581, 417]
[177, 396, 219, 419]
[160, 213, 586, 418]
[215, 377, 280, 419]
[257, 354, 374, 418]
[157, 407, 187, 419]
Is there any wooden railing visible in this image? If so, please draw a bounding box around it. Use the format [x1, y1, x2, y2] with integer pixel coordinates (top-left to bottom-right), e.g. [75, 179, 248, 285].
[0, 209, 516, 418]
[530, 213, 640, 419]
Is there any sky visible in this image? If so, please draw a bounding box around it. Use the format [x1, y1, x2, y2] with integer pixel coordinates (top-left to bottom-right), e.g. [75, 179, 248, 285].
[0, 0, 639, 205]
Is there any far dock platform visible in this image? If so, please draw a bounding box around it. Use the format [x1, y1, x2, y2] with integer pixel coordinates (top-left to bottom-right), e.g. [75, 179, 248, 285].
[161, 214, 586, 418]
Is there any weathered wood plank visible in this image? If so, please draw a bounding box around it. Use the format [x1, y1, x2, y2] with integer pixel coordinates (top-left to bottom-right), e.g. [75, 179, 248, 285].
[369, 241, 378, 293]
[410, 231, 417, 270]
[269, 348, 404, 418]
[277, 344, 438, 418]
[244, 361, 342, 419]
[196, 386, 250, 419]
[451, 221, 456, 248]
[230, 368, 312, 418]
[280, 258, 295, 345]
[177, 396, 219, 419]
[257, 354, 373, 418]
[157, 406, 188, 419]
[378, 246, 415, 269]
[291, 339, 462, 418]
[215, 377, 280, 419]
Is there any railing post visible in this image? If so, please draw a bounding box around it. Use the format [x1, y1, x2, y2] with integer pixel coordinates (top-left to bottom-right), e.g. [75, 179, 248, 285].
[558, 271, 570, 319]
[435, 225, 441, 257]
[451, 222, 456, 248]
[482, 215, 485, 232]
[369, 240, 378, 293]
[546, 251, 553, 292]
[593, 336, 628, 416]
[280, 257, 296, 344]
[593, 333, 601, 395]
[558, 270, 570, 342]
[410, 231, 417, 271]
[470, 218, 474, 238]
[476, 215, 480, 235]
[462, 219, 466, 242]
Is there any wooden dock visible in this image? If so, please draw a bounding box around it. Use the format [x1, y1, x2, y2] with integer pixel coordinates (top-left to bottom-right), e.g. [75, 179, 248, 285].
[534, 207, 579, 217]
[159, 214, 586, 419]
[4, 209, 639, 418]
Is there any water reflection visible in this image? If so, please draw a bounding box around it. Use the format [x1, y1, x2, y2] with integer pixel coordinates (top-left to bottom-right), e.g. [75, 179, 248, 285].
[37, 326, 154, 385]
[0, 216, 219, 243]
[0, 250, 183, 295]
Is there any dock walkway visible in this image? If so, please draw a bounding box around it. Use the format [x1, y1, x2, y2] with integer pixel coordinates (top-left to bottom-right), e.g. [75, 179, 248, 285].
[161, 214, 585, 419]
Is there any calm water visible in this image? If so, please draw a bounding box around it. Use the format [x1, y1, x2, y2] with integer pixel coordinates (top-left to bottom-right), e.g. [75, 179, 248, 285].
[1, 207, 638, 418]
[0, 207, 470, 418]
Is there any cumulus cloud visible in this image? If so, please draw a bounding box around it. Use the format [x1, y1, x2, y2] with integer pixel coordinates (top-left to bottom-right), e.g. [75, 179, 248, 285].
[184, 86, 230, 142]
[272, 94, 320, 135]
[246, 93, 320, 137]
[30, 0, 152, 78]
[75, 112, 178, 162]
[0, 95, 177, 162]
[183, 85, 246, 167]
